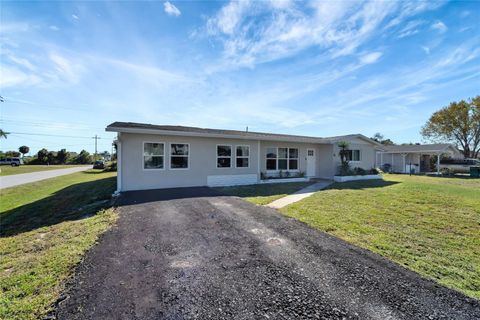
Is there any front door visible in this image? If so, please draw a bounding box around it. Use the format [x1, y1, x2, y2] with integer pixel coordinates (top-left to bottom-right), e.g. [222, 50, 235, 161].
[306, 149, 315, 177]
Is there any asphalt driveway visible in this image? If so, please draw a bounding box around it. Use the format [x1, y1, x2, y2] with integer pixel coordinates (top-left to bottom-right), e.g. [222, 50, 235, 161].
[56, 187, 480, 319]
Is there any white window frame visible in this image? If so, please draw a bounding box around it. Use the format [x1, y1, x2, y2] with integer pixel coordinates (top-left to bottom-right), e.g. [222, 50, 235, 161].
[216, 144, 232, 169]
[235, 145, 250, 168]
[266, 147, 277, 171]
[347, 149, 361, 162]
[288, 148, 299, 171]
[266, 147, 299, 172]
[169, 142, 190, 170]
[143, 141, 165, 171]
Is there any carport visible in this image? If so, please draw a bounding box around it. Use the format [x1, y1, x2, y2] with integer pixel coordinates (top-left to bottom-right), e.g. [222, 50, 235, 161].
[376, 144, 461, 174]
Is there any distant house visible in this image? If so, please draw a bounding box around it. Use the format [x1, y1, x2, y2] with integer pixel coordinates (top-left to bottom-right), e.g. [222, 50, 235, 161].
[376, 144, 461, 174]
[106, 122, 383, 192]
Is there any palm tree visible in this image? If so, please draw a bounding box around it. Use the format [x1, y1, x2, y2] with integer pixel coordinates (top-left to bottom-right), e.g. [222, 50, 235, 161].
[0, 129, 9, 139]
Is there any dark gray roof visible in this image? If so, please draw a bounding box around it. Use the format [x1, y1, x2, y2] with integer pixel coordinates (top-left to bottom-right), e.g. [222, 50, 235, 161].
[106, 122, 380, 145]
[381, 144, 458, 153]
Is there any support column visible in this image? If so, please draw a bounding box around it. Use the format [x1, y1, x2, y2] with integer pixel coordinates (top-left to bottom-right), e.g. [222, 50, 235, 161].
[391, 153, 394, 173]
[115, 134, 122, 194]
[437, 152, 440, 175]
[402, 154, 406, 173]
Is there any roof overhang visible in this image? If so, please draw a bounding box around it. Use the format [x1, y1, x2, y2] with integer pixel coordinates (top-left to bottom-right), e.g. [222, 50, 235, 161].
[106, 124, 382, 147]
[106, 126, 330, 144]
[377, 144, 459, 154]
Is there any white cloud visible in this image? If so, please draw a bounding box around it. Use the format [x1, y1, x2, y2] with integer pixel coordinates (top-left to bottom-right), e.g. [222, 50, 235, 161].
[204, 1, 444, 69]
[164, 2, 181, 17]
[431, 21, 447, 33]
[49, 53, 84, 83]
[49, 25, 59, 31]
[359, 52, 383, 64]
[421, 46, 430, 54]
[397, 20, 425, 38]
[0, 65, 41, 88]
[72, 14, 79, 20]
[6, 54, 36, 71]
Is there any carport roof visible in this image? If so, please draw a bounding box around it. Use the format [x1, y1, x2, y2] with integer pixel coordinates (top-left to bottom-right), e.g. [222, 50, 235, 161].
[106, 121, 382, 146]
[380, 144, 459, 154]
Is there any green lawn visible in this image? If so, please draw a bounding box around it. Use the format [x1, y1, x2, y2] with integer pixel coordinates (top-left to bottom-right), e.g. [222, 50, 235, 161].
[280, 174, 480, 299]
[215, 181, 314, 205]
[0, 170, 117, 319]
[0, 165, 82, 176]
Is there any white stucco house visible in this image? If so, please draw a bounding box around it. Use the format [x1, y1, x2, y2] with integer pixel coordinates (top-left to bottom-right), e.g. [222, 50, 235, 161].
[106, 122, 383, 192]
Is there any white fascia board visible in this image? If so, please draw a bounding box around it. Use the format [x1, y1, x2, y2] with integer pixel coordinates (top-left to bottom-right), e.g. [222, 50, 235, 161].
[106, 126, 332, 144]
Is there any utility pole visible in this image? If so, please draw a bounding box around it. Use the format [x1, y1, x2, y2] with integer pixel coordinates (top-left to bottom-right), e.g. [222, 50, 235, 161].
[92, 135, 100, 160]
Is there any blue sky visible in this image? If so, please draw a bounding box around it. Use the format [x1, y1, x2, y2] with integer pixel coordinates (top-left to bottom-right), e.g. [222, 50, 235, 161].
[1, 0, 479, 155]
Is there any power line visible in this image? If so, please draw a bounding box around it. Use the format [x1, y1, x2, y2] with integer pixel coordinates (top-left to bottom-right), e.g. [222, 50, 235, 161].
[8, 132, 109, 139]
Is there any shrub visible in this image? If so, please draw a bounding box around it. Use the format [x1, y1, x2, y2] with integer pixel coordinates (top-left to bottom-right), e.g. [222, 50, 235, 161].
[353, 167, 367, 175]
[369, 168, 380, 175]
[338, 163, 353, 176]
[103, 161, 117, 172]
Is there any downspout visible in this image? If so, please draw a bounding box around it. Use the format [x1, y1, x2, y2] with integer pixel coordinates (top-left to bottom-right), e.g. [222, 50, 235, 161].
[115, 133, 122, 195]
[257, 140, 261, 182]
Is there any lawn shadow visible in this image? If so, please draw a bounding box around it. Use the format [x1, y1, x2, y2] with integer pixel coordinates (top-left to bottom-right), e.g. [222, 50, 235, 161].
[327, 179, 400, 191]
[214, 182, 315, 199]
[0, 176, 116, 237]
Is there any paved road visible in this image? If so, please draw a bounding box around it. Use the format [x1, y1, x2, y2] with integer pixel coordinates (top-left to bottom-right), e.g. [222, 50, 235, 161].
[0, 166, 92, 189]
[56, 187, 480, 320]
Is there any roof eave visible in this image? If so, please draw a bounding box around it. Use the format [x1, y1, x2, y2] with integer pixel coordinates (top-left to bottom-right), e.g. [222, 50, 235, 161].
[106, 126, 331, 144]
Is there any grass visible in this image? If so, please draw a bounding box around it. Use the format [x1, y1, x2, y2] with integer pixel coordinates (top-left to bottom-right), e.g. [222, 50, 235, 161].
[280, 174, 480, 299]
[215, 181, 314, 205]
[0, 170, 117, 319]
[0, 165, 82, 176]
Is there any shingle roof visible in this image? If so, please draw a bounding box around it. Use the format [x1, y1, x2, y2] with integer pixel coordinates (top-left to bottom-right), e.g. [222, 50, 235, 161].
[381, 144, 457, 153]
[106, 122, 380, 145]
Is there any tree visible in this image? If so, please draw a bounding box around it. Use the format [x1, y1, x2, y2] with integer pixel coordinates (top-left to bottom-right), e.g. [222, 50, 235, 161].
[421, 96, 480, 158]
[47, 151, 57, 164]
[371, 132, 395, 145]
[37, 148, 49, 164]
[19, 146, 29, 158]
[56, 149, 69, 164]
[0, 129, 9, 139]
[5, 151, 21, 157]
[74, 150, 92, 164]
[337, 141, 351, 175]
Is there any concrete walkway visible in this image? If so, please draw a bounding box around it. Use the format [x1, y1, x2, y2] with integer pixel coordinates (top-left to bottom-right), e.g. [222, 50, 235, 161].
[0, 166, 92, 189]
[266, 180, 332, 209]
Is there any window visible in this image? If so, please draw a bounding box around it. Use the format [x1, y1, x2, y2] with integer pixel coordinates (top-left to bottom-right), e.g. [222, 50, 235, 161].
[217, 145, 231, 168]
[266, 147, 299, 171]
[289, 148, 299, 170]
[266, 147, 277, 170]
[346, 150, 361, 161]
[170, 143, 189, 169]
[236, 145, 249, 168]
[144, 142, 164, 169]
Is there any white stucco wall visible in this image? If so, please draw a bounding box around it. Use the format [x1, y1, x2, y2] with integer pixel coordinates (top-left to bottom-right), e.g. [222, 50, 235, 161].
[117, 133, 377, 190]
[119, 133, 260, 191]
[332, 137, 377, 174]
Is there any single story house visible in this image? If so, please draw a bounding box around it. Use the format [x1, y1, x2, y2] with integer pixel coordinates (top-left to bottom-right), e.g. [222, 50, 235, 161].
[106, 122, 383, 192]
[375, 144, 461, 174]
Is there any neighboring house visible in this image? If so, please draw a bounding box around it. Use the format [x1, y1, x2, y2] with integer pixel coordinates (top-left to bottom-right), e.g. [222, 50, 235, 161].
[376, 144, 461, 174]
[106, 122, 383, 192]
